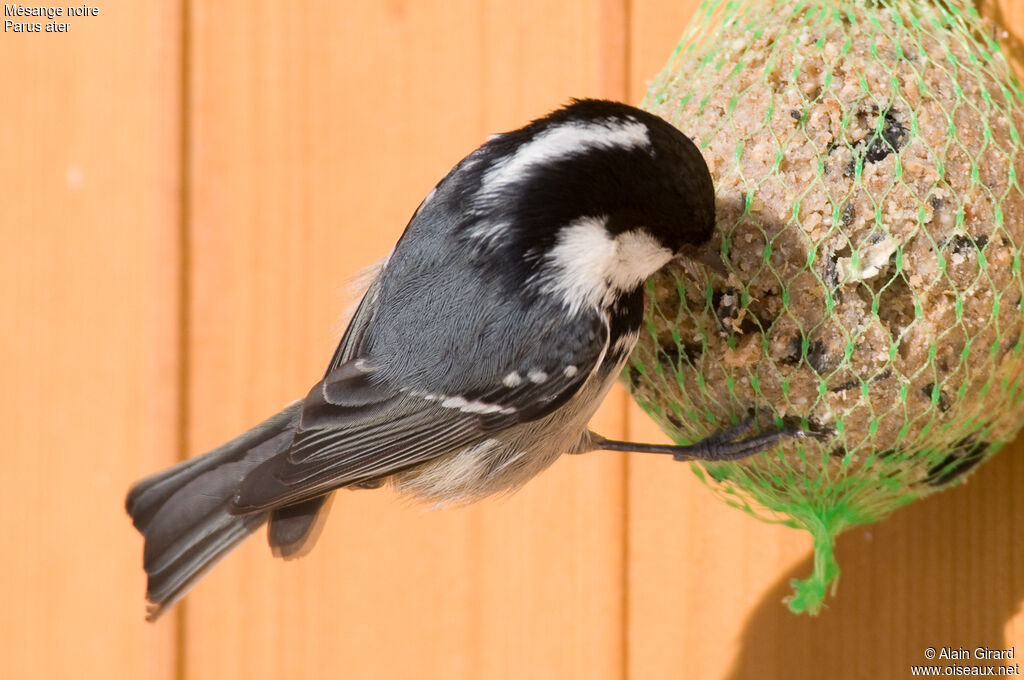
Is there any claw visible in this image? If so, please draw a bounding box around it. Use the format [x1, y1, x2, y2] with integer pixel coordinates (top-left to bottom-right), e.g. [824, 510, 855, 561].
[671, 412, 820, 462]
[670, 426, 796, 462]
[591, 410, 816, 462]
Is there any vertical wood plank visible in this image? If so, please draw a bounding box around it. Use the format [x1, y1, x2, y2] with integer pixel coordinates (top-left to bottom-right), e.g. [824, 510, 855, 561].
[0, 2, 182, 679]
[628, 2, 1024, 678]
[183, 2, 629, 678]
[984, 0, 1024, 665]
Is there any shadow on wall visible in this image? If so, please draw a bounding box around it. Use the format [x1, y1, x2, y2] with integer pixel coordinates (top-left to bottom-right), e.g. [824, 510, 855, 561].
[725, 437, 1024, 680]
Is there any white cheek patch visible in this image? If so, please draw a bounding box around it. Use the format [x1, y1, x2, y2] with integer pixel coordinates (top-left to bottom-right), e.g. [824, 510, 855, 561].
[609, 230, 674, 291]
[481, 118, 651, 199]
[534, 217, 673, 315]
[537, 217, 617, 315]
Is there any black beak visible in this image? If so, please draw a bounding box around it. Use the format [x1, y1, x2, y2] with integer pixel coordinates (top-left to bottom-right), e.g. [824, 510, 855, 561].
[677, 242, 730, 280]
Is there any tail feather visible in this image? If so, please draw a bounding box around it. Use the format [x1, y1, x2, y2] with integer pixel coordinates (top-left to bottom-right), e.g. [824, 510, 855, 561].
[143, 511, 265, 621]
[267, 493, 335, 559]
[126, 402, 302, 620]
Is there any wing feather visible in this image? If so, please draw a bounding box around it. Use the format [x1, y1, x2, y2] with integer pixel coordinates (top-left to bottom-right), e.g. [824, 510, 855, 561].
[323, 256, 388, 376]
[233, 307, 610, 512]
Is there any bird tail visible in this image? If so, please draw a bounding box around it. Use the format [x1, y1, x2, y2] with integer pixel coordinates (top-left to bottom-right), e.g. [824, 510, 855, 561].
[125, 402, 302, 621]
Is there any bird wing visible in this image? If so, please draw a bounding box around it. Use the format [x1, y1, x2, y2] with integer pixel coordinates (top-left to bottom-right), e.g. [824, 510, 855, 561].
[322, 256, 389, 376]
[231, 310, 609, 512]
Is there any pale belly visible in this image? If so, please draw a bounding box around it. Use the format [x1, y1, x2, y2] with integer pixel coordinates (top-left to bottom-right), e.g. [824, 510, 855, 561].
[389, 362, 622, 506]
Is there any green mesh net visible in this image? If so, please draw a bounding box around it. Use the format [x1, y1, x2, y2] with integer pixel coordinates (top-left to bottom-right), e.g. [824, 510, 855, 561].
[632, 0, 1024, 614]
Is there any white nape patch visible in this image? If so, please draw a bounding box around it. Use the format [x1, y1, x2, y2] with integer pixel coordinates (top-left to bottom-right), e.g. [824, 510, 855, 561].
[527, 370, 548, 384]
[466, 220, 510, 254]
[503, 372, 523, 388]
[563, 365, 578, 378]
[481, 118, 650, 198]
[533, 216, 674, 315]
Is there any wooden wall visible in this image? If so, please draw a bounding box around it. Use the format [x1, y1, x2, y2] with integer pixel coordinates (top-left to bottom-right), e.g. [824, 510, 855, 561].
[2, 1, 1023, 678]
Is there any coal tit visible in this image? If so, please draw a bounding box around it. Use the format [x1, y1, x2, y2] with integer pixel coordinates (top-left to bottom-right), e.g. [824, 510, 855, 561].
[126, 99, 801, 620]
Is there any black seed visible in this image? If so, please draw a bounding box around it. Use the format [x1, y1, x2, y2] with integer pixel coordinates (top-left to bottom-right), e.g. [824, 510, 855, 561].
[780, 414, 806, 431]
[947, 235, 967, 253]
[924, 438, 988, 486]
[841, 202, 855, 227]
[825, 250, 840, 289]
[807, 339, 838, 374]
[683, 343, 704, 364]
[872, 369, 893, 383]
[657, 345, 681, 370]
[921, 382, 950, 412]
[780, 335, 803, 366]
[713, 288, 743, 334]
[655, 343, 703, 370]
[1002, 334, 1020, 358]
[666, 413, 684, 430]
[947, 234, 989, 255]
[845, 108, 908, 174]
[830, 379, 860, 393]
[741, 317, 763, 336]
[829, 446, 847, 459]
[864, 109, 908, 163]
[807, 417, 834, 436]
[628, 364, 642, 390]
[790, 109, 802, 121]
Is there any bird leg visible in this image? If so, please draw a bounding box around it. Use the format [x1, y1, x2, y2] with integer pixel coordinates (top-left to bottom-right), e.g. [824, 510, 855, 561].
[585, 413, 812, 462]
